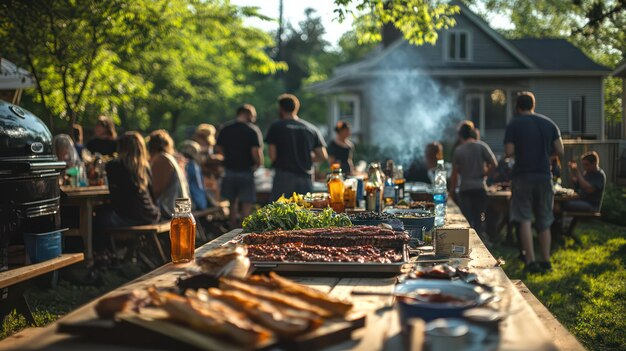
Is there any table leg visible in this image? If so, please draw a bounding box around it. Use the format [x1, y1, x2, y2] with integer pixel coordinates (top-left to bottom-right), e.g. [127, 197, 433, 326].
[79, 199, 94, 267]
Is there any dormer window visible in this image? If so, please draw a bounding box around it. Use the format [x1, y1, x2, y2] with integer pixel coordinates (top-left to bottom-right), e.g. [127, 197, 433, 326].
[445, 31, 472, 62]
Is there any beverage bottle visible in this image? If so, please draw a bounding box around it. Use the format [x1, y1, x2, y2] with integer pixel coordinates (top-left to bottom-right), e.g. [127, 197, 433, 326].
[365, 163, 384, 212]
[393, 165, 405, 201]
[383, 160, 396, 206]
[170, 198, 196, 263]
[433, 160, 447, 227]
[327, 164, 345, 213]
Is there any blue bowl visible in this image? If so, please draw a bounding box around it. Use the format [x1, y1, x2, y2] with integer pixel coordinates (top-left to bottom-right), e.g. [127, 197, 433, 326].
[396, 280, 487, 324]
[24, 230, 64, 263]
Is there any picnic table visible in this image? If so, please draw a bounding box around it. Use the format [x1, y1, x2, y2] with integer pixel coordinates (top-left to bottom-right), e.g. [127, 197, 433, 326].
[0, 253, 84, 325]
[0, 204, 561, 351]
[60, 185, 110, 267]
[486, 187, 580, 241]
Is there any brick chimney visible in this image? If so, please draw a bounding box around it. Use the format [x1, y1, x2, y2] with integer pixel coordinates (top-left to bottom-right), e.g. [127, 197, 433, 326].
[382, 23, 403, 47]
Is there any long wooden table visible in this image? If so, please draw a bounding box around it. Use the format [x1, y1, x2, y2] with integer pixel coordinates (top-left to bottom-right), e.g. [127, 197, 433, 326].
[60, 186, 110, 267]
[1, 205, 557, 351]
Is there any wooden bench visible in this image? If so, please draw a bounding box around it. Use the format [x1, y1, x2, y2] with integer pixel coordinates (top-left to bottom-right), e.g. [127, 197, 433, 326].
[0, 253, 84, 325]
[563, 211, 601, 244]
[192, 206, 226, 242]
[106, 222, 170, 269]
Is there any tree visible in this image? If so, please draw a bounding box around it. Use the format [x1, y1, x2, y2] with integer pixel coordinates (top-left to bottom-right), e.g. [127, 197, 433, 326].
[333, 0, 460, 45]
[120, 0, 285, 134]
[0, 0, 168, 132]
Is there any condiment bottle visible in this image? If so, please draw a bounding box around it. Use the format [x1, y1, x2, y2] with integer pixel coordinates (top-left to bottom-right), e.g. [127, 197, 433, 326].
[365, 162, 384, 212]
[170, 198, 196, 263]
[327, 163, 345, 213]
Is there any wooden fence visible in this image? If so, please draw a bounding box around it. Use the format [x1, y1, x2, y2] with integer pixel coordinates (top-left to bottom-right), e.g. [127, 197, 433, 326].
[562, 140, 626, 187]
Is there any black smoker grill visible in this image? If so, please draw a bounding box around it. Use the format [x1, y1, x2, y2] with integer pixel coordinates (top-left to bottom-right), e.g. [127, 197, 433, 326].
[0, 101, 66, 270]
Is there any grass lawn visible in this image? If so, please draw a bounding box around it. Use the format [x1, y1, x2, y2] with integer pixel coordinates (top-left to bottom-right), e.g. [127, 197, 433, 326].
[1, 262, 149, 340]
[490, 219, 626, 351]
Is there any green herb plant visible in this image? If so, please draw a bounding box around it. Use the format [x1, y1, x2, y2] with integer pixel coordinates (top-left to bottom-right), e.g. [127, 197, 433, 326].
[242, 203, 352, 233]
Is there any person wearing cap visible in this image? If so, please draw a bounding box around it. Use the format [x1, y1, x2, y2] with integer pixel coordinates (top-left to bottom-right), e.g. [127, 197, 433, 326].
[180, 140, 209, 211]
[215, 104, 264, 227]
[266, 93, 327, 200]
[327, 121, 354, 176]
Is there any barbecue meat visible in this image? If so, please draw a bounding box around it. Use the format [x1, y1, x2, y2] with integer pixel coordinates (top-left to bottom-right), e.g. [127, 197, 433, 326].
[242, 226, 409, 248]
[246, 243, 404, 263]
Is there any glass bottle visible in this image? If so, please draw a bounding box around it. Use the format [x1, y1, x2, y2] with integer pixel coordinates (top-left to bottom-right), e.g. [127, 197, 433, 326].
[365, 163, 384, 212]
[394, 165, 406, 201]
[383, 160, 396, 206]
[170, 198, 196, 263]
[327, 164, 345, 213]
[433, 160, 447, 227]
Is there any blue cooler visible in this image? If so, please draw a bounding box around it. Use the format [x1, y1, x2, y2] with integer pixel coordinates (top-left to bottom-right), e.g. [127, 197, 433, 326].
[23, 229, 64, 263]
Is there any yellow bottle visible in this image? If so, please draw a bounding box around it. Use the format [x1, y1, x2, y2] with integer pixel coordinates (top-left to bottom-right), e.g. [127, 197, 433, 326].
[327, 164, 345, 213]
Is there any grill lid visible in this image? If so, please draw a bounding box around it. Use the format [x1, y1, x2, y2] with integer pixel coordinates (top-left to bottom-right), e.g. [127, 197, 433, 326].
[0, 101, 54, 160]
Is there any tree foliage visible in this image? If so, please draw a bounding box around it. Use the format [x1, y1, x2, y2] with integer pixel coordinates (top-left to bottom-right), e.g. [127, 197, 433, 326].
[0, 0, 284, 134]
[333, 0, 460, 45]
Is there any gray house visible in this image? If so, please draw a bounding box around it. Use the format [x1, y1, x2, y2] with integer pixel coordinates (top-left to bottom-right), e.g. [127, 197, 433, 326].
[311, 3, 611, 154]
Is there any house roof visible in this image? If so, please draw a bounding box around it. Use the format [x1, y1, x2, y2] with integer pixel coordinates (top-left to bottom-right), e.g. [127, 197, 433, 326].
[0, 57, 36, 89]
[613, 61, 626, 77]
[309, 3, 610, 93]
[509, 39, 610, 72]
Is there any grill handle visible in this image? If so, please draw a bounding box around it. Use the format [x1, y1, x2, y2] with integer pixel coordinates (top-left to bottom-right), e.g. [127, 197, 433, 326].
[0, 161, 66, 173]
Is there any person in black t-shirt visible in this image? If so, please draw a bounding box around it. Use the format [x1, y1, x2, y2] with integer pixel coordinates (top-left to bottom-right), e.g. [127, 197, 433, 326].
[565, 151, 606, 212]
[215, 104, 264, 227]
[504, 91, 564, 273]
[85, 115, 117, 157]
[266, 94, 327, 200]
[327, 121, 354, 175]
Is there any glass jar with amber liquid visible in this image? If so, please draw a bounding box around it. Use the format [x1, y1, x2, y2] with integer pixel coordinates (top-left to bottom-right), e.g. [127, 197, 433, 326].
[327, 164, 345, 213]
[170, 198, 196, 263]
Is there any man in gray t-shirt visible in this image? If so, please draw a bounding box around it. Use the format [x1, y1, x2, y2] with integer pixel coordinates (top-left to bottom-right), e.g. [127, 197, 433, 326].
[450, 121, 497, 236]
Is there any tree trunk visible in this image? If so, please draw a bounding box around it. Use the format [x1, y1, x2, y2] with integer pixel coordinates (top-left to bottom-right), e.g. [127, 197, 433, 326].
[170, 110, 181, 134]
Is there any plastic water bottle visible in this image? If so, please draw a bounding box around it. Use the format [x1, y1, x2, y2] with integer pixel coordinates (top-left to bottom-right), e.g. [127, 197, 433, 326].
[433, 160, 447, 227]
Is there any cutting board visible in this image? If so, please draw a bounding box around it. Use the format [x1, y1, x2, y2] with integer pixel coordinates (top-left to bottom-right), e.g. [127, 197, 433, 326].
[58, 311, 366, 351]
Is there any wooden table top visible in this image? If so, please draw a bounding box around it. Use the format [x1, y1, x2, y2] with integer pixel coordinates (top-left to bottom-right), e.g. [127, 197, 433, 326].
[60, 185, 109, 198]
[1, 205, 557, 351]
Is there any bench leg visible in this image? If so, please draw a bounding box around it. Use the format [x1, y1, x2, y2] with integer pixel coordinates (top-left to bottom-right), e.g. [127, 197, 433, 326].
[151, 233, 167, 264]
[0, 284, 36, 326]
[565, 217, 582, 245]
[196, 221, 208, 243]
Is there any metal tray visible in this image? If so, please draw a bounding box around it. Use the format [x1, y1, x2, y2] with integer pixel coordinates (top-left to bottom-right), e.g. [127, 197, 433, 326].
[251, 247, 411, 276]
[227, 235, 412, 276]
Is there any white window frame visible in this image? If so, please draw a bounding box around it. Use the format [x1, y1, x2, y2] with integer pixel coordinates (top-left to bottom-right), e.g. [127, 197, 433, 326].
[332, 94, 361, 134]
[444, 30, 473, 62]
[569, 97, 584, 133]
[465, 93, 485, 137]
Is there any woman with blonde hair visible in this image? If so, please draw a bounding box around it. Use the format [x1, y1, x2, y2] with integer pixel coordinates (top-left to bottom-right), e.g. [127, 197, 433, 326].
[147, 129, 190, 219]
[86, 115, 118, 157]
[98, 132, 160, 227]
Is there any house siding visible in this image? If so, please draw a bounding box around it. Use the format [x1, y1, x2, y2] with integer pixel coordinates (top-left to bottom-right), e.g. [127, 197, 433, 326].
[529, 77, 603, 138]
[374, 14, 526, 70]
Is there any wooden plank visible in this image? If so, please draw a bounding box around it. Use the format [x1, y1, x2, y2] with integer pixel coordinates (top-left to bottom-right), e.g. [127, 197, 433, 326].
[61, 186, 109, 197]
[513, 280, 586, 351]
[0, 253, 84, 289]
